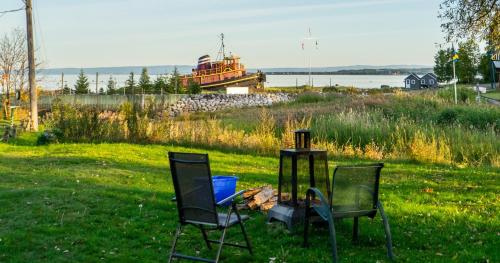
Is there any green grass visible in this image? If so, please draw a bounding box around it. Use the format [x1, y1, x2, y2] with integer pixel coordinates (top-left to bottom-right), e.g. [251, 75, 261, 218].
[483, 90, 500, 100]
[1, 134, 498, 262]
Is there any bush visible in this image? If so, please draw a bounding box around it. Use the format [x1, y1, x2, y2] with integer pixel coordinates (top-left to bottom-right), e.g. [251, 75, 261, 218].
[295, 92, 325, 103]
[437, 86, 476, 103]
[36, 129, 61, 145]
[436, 108, 459, 125]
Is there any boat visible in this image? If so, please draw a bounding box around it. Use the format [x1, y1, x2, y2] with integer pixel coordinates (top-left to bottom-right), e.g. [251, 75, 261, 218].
[180, 34, 265, 90]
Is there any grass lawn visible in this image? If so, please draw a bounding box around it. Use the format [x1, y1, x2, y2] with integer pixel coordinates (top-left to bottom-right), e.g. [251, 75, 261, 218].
[0, 135, 498, 262]
[483, 90, 500, 100]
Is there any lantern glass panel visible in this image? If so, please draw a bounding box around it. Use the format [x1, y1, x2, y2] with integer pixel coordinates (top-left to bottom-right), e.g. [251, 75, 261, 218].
[296, 154, 311, 206]
[280, 156, 292, 203]
[312, 153, 329, 203]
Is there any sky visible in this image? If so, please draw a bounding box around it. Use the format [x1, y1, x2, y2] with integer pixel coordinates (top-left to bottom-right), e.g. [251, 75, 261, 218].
[0, 0, 446, 68]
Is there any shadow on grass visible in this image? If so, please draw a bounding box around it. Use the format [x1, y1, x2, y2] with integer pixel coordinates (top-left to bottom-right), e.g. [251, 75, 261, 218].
[0, 148, 498, 262]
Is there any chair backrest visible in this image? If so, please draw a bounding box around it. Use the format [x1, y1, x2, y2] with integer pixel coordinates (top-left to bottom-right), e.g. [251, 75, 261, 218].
[330, 163, 383, 214]
[168, 152, 219, 226]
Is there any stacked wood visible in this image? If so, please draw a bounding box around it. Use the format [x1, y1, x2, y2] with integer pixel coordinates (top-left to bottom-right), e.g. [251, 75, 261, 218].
[238, 185, 279, 211]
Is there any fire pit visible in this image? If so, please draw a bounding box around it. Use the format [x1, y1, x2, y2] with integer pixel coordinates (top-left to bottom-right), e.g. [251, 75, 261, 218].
[267, 129, 330, 230]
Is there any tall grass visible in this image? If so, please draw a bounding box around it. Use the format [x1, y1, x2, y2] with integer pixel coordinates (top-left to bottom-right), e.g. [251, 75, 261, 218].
[44, 93, 499, 167]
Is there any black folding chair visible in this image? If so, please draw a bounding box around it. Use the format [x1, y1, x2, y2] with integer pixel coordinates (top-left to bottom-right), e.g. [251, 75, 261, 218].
[303, 163, 394, 262]
[168, 152, 252, 263]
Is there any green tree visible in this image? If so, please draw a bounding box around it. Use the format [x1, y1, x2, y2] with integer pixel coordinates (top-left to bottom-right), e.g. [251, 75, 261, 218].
[187, 79, 201, 94]
[153, 75, 168, 94]
[125, 72, 136, 94]
[433, 48, 453, 83]
[168, 67, 184, 94]
[74, 69, 90, 94]
[106, 76, 117, 95]
[62, 83, 71, 94]
[138, 67, 152, 94]
[439, 0, 499, 51]
[478, 52, 493, 83]
[99, 87, 105, 95]
[456, 40, 480, 84]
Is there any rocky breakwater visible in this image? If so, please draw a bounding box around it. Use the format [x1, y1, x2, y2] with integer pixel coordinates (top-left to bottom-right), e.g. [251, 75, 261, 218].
[169, 93, 292, 117]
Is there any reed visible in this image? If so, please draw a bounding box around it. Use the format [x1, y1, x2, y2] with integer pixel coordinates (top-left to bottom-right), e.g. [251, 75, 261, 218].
[44, 92, 499, 167]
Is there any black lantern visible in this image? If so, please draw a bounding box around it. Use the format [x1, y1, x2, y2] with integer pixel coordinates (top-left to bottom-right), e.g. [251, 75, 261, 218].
[267, 129, 330, 230]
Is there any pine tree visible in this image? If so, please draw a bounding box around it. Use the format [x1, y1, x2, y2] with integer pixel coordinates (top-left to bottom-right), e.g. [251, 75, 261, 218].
[125, 72, 136, 94]
[62, 83, 71, 94]
[107, 76, 117, 95]
[433, 48, 453, 83]
[153, 75, 168, 94]
[74, 69, 90, 94]
[168, 67, 184, 94]
[138, 67, 152, 94]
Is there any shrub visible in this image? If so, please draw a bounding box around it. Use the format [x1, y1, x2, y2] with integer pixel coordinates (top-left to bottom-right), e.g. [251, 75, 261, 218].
[36, 129, 61, 145]
[295, 92, 325, 103]
[437, 86, 476, 103]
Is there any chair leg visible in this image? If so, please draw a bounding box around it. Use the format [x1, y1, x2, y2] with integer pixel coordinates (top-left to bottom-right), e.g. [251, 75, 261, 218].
[326, 216, 338, 263]
[200, 225, 212, 250]
[352, 217, 359, 243]
[214, 208, 233, 263]
[168, 224, 183, 263]
[233, 205, 253, 254]
[377, 201, 395, 260]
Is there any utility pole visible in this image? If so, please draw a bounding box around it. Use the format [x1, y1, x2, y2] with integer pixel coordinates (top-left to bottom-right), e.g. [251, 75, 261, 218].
[25, 0, 38, 131]
[95, 72, 99, 94]
[60, 72, 64, 94]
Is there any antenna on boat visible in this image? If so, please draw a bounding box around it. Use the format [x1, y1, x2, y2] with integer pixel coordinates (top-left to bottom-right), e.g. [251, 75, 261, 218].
[217, 33, 226, 61]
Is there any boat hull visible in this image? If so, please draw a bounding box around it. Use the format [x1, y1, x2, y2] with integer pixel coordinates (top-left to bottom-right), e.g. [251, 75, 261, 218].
[199, 72, 266, 90]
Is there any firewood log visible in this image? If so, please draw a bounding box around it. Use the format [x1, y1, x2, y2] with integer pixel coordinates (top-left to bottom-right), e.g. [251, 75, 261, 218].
[243, 187, 263, 199]
[253, 186, 274, 205]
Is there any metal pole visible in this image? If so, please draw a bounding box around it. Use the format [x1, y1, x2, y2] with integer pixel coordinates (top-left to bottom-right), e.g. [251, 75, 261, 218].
[96, 72, 99, 94]
[25, 0, 38, 131]
[61, 72, 64, 94]
[453, 59, 457, 104]
[308, 47, 311, 87]
[492, 60, 497, 90]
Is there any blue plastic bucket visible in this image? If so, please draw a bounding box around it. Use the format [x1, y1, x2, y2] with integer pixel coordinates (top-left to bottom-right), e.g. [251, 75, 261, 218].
[212, 176, 238, 205]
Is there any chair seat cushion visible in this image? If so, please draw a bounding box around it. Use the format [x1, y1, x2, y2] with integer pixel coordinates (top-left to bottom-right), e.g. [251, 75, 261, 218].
[217, 213, 249, 227]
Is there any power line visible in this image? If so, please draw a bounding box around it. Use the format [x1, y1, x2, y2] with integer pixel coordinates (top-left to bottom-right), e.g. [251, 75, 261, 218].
[0, 7, 24, 14]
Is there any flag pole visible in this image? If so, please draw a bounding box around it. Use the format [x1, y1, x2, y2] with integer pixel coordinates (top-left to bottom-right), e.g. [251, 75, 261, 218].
[453, 58, 457, 104]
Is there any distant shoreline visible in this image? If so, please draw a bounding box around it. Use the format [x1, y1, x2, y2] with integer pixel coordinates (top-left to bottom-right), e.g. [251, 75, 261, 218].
[265, 72, 408, 75]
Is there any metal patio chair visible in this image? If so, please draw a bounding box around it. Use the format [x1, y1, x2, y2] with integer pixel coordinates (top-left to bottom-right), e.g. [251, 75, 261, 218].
[303, 163, 394, 262]
[168, 152, 252, 263]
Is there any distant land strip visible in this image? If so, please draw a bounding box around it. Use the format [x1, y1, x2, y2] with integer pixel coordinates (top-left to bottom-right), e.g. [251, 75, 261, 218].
[264, 68, 433, 75]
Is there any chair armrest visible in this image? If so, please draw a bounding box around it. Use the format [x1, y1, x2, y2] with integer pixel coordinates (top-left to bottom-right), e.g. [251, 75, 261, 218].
[216, 190, 246, 206]
[306, 187, 331, 221]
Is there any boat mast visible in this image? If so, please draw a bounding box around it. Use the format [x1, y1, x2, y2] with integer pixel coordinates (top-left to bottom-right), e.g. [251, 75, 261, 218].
[217, 33, 226, 61]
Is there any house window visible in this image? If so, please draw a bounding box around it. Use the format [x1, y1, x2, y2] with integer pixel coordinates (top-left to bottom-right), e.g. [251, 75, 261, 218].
[411, 79, 415, 84]
[429, 79, 434, 84]
[421, 79, 425, 84]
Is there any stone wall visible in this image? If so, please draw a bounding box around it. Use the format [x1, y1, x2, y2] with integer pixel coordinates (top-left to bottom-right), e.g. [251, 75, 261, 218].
[168, 93, 292, 117]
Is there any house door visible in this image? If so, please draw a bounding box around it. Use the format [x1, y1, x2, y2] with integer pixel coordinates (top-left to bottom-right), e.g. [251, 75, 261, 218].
[405, 79, 410, 89]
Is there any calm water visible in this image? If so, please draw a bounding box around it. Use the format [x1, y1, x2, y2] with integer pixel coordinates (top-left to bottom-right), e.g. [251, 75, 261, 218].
[37, 74, 406, 91]
[265, 74, 405, 88]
